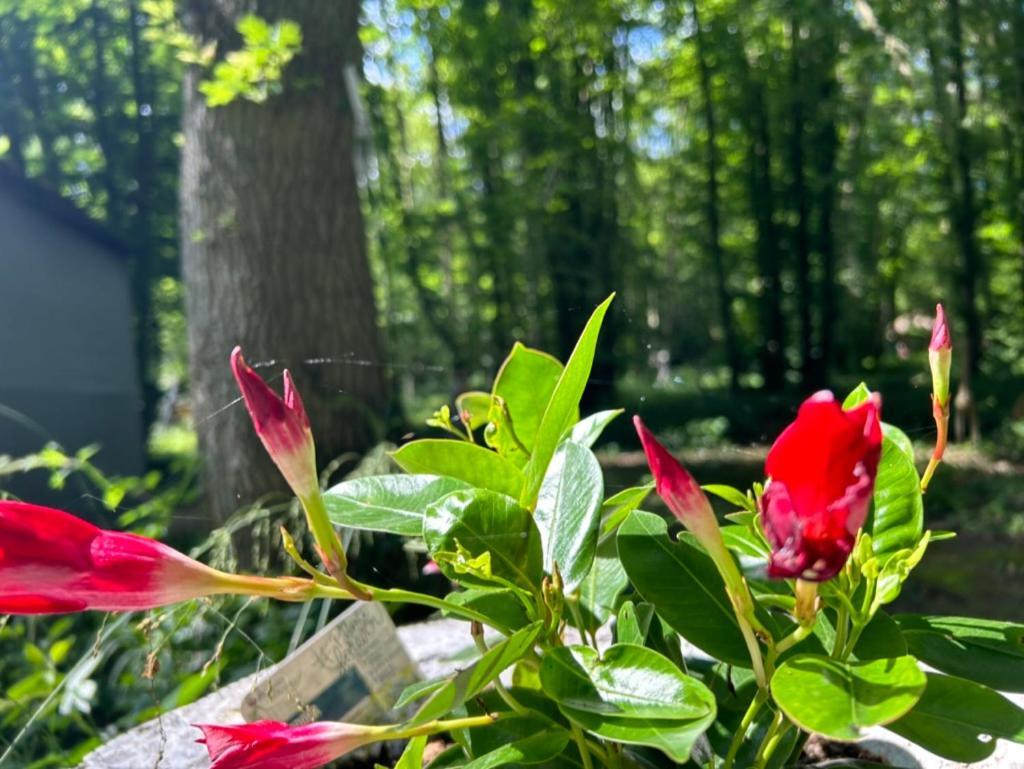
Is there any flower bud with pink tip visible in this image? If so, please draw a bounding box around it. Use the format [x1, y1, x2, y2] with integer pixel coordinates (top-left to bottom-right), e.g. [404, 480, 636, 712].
[231, 347, 318, 502]
[929, 303, 952, 410]
[634, 416, 725, 552]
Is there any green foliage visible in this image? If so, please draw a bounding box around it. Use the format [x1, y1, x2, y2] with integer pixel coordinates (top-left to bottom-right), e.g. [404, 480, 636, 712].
[198, 14, 302, 107]
[319, 301, 1023, 768]
[770, 654, 926, 740]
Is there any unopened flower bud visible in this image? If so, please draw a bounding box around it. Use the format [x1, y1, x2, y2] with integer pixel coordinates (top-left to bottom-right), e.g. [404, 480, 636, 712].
[928, 304, 952, 410]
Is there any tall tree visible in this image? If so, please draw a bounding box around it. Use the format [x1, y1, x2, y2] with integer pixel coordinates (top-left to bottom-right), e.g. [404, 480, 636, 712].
[180, 1, 389, 524]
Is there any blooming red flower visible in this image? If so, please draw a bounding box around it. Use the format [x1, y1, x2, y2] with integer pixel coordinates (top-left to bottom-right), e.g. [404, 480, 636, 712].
[196, 719, 383, 769]
[231, 347, 318, 501]
[0, 501, 312, 614]
[761, 391, 883, 581]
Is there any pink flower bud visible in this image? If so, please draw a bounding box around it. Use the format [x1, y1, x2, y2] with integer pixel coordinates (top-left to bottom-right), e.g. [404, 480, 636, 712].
[231, 347, 318, 501]
[196, 719, 384, 769]
[928, 304, 952, 409]
[633, 416, 723, 548]
[761, 391, 883, 582]
[0, 501, 311, 613]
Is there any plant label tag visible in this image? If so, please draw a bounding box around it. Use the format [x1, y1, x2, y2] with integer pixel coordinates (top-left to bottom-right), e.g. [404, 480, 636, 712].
[241, 601, 420, 725]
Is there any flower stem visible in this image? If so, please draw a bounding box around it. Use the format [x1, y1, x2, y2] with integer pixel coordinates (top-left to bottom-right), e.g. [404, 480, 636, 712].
[831, 606, 850, 660]
[723, 689, 767, 769]
[390, 713, 502, 741]
[752, 708, 787, 769]
[571, 723, 596, 769]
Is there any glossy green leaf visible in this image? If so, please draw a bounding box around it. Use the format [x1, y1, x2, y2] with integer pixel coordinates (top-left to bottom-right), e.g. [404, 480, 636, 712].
[411, 622, 543, 724]
[462, 730, 570, 769]
[443, 588, 532, 632]
[886, 673, 1024, 762]
[842, 383, 872, 409]
[424, 489, 543, 591]
[456, 391, 493, 430]
[897, 615, 1024, 692]
[534, 441, 603, 590]
[492, 342, 566, 452]
[617, 511, 751, 666]
[323, 474, 469, 536]
[540, 643, 715, 720]
[565, 409, 623, 448]
[599, 483, 654, 537]
[616, 602, 646, 646]
[393, 440, 525, 499]
[703, 484, 756, 512]
[561, 704, 715, 763]
[393, 736, 428, 769]
[771, 654, 926, 740]
[870, 424, 924, 556]
[521, 295, 614, 507]
[575, 537, 628, 633]
[395, 678, 448, 709]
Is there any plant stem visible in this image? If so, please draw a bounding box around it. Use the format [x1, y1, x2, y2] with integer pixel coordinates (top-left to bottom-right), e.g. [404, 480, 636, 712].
[571, 723, 596, 769]
[752, 708, 787, 769]
[723, 689, 767, 769]
[831, 606, 849, 659]
[390, 713, 502, 740]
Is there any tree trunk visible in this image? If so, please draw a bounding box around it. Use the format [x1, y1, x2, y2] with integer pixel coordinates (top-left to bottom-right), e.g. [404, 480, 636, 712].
[947, 0, 983, 380]
[787, 13, 815, 388]
[692, 0, 741, 391]
[812, 2, 839, 385]
[126, 0, 161, 439]
[737, 37, 787, 391]
[181, 1, 389, 526]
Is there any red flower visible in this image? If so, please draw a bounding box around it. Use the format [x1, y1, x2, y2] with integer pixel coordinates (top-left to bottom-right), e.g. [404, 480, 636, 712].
[196, 719, 382, 769]
[929, 303, 951, 352]
[0, 501, 313, 614]
[761, 391, 883, 582]
[231, 347, 318, 501]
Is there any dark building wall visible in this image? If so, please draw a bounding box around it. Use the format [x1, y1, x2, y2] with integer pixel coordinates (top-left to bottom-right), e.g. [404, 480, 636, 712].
[0, 183, 143, 507]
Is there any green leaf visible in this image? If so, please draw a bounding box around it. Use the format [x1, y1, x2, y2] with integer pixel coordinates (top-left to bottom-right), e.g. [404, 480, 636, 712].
[540, 644, 715, 721]
[393, 440, 525, 500]
[324, 474, 469, 536]
[561, 704, 714, 763]
[617, 511, 751, 666]
[521, 295, 614, 507]
[395, 679, 448, 709]
[443, 589, 532, 631]
[534, 441, 603, 590]
[575, 537, 628, 633]
[541, 644, 716, 762]
[896, 615, 1024, 692]
[424, 489, 543, 591]
[599, 483, 654, 537]
[462, 730, 570, 769]
[702, 484, 756, 513]
[394, 736, 428, 769]
[616, 602, 647, 646]
[492, 343, 566, 452]
[870, 424, 924, 556]
[886, 673, 1024, 762]
[850, 611, 908, 661]
[455, 391, 493, 430]
[411, 622, 543, 724]
[565, 410, 623, 448]
[771, 654, 926, 740]
[842, 383, 873, 409]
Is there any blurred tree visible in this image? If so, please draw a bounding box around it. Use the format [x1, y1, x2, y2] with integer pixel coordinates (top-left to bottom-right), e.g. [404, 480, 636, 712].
[180, 1, 389, 524]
